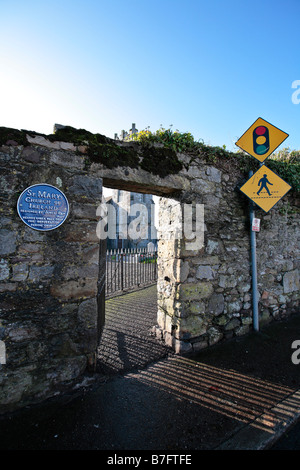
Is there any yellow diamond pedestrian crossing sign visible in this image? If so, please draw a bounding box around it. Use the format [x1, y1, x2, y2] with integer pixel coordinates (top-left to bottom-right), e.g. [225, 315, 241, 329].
[239, 165, 292, 213]
[235, 117, 289, 163]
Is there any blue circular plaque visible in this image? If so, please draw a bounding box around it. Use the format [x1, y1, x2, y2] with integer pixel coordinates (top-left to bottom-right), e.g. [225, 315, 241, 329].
[17, 184, 69, 231]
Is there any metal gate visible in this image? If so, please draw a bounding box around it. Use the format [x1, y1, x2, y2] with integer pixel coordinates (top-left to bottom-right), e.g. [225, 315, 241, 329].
[97, 238, 106, 338]
[106, 247, 157, 298]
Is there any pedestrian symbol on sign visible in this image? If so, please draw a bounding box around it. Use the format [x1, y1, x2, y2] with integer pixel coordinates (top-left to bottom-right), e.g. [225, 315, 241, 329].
[257, 174, 273, 196]
[239, 165, 291, 213]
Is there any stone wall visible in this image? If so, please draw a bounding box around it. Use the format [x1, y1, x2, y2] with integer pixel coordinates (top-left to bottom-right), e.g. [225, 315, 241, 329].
[155, 162, 299, 354]
[0, 141, 102, 413]
[0, 128, 299, 413]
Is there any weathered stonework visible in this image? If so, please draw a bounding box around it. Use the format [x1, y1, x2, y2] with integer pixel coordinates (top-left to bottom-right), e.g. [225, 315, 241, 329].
[0, 127, 299, 413]
[155, 163, 299, 354]
[0, 140, 102, 413]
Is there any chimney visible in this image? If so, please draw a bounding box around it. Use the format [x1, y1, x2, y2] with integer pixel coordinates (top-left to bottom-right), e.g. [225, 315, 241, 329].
[131, 123, 138, 135]
[53, 124, 66, 134]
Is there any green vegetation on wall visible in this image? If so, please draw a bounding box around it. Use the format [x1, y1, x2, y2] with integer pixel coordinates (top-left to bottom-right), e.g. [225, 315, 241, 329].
[0, 125, 298, 190]
[267, 148, 300, 192]
[130, 126, 300, 191]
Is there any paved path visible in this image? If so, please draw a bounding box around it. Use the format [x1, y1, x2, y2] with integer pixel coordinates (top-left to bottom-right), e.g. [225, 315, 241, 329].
[97, 285, 173, 375]
[0, 287, 299, 451]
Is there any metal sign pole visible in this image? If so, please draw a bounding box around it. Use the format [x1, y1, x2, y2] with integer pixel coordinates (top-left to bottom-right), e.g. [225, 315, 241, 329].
[236, 118, 290, 334]
[248, 170, 259, 332]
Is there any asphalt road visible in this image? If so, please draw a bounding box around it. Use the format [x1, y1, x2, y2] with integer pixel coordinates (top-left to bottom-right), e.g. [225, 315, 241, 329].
[269, 418, 300, 450]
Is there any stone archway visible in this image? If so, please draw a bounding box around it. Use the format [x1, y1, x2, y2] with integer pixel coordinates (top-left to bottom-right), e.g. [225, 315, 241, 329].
[96, 178, 184, 353]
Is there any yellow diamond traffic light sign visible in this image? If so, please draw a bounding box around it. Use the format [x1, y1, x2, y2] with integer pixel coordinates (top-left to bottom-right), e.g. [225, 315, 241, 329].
[235, 117, 289, 162]
[240, 165, 292, 213]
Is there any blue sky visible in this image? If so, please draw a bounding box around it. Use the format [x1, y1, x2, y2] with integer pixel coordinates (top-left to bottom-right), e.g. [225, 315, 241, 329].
[1, 0, 299, 151]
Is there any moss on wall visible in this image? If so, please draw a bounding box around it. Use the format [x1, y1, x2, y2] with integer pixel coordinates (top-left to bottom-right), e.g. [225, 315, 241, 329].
[0, 127, 29, 147]
[53, 126, 183, 177]
[140, 146, 183, 178]
[0, 126, 298, 190]
[0, 126, 183, 179]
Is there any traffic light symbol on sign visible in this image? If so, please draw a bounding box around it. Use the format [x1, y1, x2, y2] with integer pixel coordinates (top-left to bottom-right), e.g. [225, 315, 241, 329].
[235, 117, 289, 163]
[253, 125, 269, 156]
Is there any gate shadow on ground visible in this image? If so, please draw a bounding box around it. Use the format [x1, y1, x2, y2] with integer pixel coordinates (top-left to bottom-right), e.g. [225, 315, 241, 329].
[0, 295, 299, 450]
[96, 284, 173, 375]
[128, 355, 299, 440]
[96, 284, 300, 447]
[0, 353, 298, 450]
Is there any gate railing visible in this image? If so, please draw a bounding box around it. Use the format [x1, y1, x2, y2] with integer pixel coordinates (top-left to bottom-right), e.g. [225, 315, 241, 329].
[106, 247, 158, 297]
